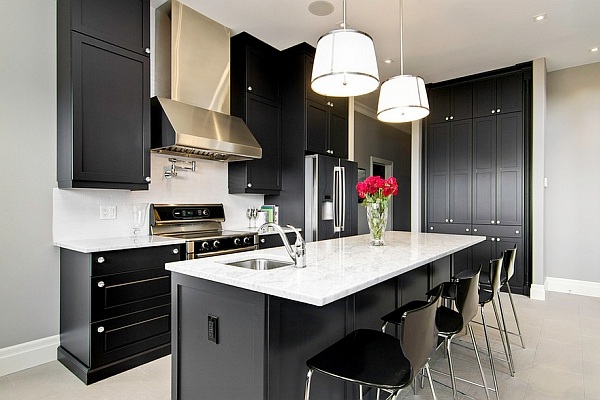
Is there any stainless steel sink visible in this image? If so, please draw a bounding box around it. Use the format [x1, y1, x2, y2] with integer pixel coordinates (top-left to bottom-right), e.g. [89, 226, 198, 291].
[225, 258, 294, 270]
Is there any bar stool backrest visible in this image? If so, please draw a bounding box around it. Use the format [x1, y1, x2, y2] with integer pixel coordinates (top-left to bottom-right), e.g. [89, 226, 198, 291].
[503, 246, 517, 281]
[398, 288, 441, 381]
[454, 264, 482, 323]
[489, 256, 504, 294]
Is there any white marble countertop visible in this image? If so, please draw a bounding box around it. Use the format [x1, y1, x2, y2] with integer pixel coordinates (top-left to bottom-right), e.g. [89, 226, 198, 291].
[166, 231, 485, 306]
[54, 235, 185, 253]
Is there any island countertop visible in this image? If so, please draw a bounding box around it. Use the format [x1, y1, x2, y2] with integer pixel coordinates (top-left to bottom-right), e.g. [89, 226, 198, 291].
[166, 231, 485, 306]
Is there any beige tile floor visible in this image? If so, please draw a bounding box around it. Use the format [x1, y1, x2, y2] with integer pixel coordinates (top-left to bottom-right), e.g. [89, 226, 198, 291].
[0, 291, 598, 399]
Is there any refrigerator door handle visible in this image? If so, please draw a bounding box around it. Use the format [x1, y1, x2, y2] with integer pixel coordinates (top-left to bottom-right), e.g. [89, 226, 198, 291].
[333, 166, 345, 233]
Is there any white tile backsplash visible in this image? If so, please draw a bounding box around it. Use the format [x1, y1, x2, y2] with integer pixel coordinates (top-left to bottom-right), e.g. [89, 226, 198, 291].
[53, 154, 264, 242]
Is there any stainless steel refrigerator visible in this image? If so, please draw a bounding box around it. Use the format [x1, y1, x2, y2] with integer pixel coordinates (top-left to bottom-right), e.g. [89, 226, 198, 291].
[303, 154, 358, 242]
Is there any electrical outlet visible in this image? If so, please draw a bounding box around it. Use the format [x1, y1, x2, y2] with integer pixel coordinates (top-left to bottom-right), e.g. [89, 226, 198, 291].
[99, 205, 117, 220]
[208, 315, 218, 344]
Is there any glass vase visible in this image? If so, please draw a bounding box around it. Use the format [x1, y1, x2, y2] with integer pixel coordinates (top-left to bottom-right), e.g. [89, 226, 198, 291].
[366, 201, 388, 246]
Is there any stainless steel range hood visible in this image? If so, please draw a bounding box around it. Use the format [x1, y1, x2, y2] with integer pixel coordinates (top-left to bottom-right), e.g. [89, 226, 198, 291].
[151, 97, 261, 161]
[151, 0, 261, 161]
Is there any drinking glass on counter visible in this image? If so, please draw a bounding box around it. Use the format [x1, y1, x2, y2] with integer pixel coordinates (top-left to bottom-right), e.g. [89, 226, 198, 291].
[128, 203, 148, 236]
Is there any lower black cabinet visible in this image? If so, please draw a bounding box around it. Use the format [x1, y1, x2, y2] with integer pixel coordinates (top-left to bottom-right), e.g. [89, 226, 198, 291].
[257, 232, 296, 249]
[58, 244, 181, 384]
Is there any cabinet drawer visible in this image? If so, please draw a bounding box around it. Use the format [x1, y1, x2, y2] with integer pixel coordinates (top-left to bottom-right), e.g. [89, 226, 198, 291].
[427, 223, 472, 235]
[258, 232, 296, 249]
[91, 267, 170, 321]
[90, 305, 170, 367]
[92, 245, 182, 276]
[471, 225, 522, 238]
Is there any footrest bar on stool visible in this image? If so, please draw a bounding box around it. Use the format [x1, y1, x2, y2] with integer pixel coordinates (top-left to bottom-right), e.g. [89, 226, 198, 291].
[452, 338, 513, 365]
[430, 367, 497, 394]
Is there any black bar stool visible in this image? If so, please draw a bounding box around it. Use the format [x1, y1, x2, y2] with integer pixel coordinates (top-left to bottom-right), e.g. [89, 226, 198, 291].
[303, 288, 442, 400]
[480, 245, 525, 349]
[382, 265, 490, 400]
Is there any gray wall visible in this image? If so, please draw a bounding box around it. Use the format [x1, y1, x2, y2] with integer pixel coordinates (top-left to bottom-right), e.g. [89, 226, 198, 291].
[0, 0, 59, 348]
[354, 112, 411, 233]
[545, 62, 600, 282]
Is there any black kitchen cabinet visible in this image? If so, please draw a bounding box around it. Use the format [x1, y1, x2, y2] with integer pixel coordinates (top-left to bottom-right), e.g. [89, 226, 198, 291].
[424, 64, 531, 294]
[473, 73, 523, 118]
[258, 232, 296, 249]
[428, 83, 473, 124]
[57, 0, 150, 190]
[473, 112, 523, 226]
[58, 244, 182, 384]
[229, 32, 282, 194]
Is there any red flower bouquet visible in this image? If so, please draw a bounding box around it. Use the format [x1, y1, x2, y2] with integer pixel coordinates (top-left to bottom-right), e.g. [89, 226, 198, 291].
[356, 176, 398, 245]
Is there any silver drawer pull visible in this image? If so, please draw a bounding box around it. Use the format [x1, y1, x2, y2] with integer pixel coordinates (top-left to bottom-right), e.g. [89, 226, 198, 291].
[491, 238, 495, 241]
[260, 238, 266, 243]
[97, 256, 105, 264]
[97, 326, 105, 333]
[172, 248, 179, 255]
[97, 281, 105, 288]
[465, 228, 470, 232]
[516, 230, 520, 234]
[430, 226, 434, 230]
[473, 228, 478, 232]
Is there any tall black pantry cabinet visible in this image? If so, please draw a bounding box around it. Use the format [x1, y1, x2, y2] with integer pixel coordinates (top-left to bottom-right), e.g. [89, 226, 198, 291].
[57, 0, 151, 190]
[424, 64, 532, 295]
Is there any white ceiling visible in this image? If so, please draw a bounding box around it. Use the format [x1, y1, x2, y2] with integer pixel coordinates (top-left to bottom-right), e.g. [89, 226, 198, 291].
[158, 0, 600, 110]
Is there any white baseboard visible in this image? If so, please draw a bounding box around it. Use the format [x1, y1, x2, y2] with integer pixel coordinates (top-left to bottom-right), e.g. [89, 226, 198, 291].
[0, 335, 59, 377]
[529, 284, 546, 300]
[545, 277, 600, 298]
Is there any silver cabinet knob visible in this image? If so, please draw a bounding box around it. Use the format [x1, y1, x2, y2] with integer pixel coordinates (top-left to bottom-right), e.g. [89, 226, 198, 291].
[445, 116, 449, 121]
[449, 219, 454, 223]
[145, 176, 151, 183]
[491, 109, 496, 114]
[445, 219, 449, 223]
[449, 116, 454, 120]
[97, 281, 105, 288]
[491, 238, 496, 241]
[97, 326, 105, 333]
[516, 230, 520, 234]
[430, 226, 434, 230]
[329, 101, 334, 107]
[248, 86, 253, 91]
[145, 48, 150, 54]
[491, 220, 495, 224]
[97, 256, 105, 264]
[260, 238, 266, 243]
[473, 228, 478, 232]
[497, 108, 501, 113]
[247, 183, 252, 187]
[497, 237, 501, 241]
[172, 248, 179, 255]
[466, 228, 470, 232]
[496, 220, 500, 224]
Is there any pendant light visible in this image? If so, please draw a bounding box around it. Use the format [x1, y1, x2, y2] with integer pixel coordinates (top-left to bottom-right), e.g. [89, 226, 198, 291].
[377, 0, 429, 123]
[311, 0, 380, 97]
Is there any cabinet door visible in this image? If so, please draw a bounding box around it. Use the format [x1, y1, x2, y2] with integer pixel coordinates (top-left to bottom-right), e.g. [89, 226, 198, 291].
[246, 46, 280, 102]
[451, 83, 473, 121]
[497, 73, 523, 115]
[70, 0, 150, 56]
[245, 94, 281, 191]
[472, 116, 497, 225]
[306, 99, 329, 154]
[428, 87, 451, 124]
[328, 109, 348, 159]
[496, 112, 523, 226]
[71, 33, 150, 186]
[449, 120, 472, 224]
[473, 78, 497, 118]
[427, 124, 450, 224]
[471, 238, 495, 277]
[305, 55, 327, 104]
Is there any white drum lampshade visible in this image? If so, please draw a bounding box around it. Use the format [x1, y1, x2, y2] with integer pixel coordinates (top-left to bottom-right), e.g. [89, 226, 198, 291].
[377, 74, 429, 123]
[311, 29, 380, 97]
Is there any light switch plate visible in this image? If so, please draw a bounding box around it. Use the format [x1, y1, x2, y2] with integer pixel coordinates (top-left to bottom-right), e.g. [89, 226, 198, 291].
[100, 205, 117, 220]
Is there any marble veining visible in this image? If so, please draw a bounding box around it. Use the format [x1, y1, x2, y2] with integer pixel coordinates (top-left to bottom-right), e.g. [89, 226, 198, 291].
[54, 235, 185, 253]
[166, 231, 485, 306]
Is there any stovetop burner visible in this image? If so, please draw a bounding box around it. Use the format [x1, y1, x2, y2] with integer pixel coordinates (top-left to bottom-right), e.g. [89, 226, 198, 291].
[151, 204, 257, 259]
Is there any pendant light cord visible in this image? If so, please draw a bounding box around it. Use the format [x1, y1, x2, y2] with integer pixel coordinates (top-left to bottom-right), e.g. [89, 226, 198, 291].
[343, 0, 347, 30]
[400, 0, 404, 75]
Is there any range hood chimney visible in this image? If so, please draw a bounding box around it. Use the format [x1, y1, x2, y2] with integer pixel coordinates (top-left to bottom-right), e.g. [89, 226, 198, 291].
[151, 0, 261, 161]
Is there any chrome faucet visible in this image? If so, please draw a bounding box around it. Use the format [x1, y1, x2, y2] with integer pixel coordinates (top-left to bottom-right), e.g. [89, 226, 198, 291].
[258, 223, 306, 268]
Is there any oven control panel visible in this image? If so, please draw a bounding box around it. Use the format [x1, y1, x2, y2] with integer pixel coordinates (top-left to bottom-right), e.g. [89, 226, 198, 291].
[193, 235, 257, 258]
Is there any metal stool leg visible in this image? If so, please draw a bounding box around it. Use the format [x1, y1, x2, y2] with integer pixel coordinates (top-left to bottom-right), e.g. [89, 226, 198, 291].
[492, 297, 514, 376]
[446, 337, 457, 399]
[424, 363, 438, 400]
[481, 306, 500, 400]
[506, 282, 525, 348]
[468, 323, 490, 400]
[304, 369, 313, 400]
[496, 293, 515, 373]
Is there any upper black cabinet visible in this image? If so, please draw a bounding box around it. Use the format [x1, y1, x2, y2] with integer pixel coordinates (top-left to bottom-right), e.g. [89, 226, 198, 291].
[69, 0, 150, 56]
[473, 73, 523, 118]
[57, 0, 150, 190]
[229, 32, 282, 194]
[428, 83, 472, 124]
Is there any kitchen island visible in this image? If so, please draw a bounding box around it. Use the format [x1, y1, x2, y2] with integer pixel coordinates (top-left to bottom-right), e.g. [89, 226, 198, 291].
[166, 231, 485, 400]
